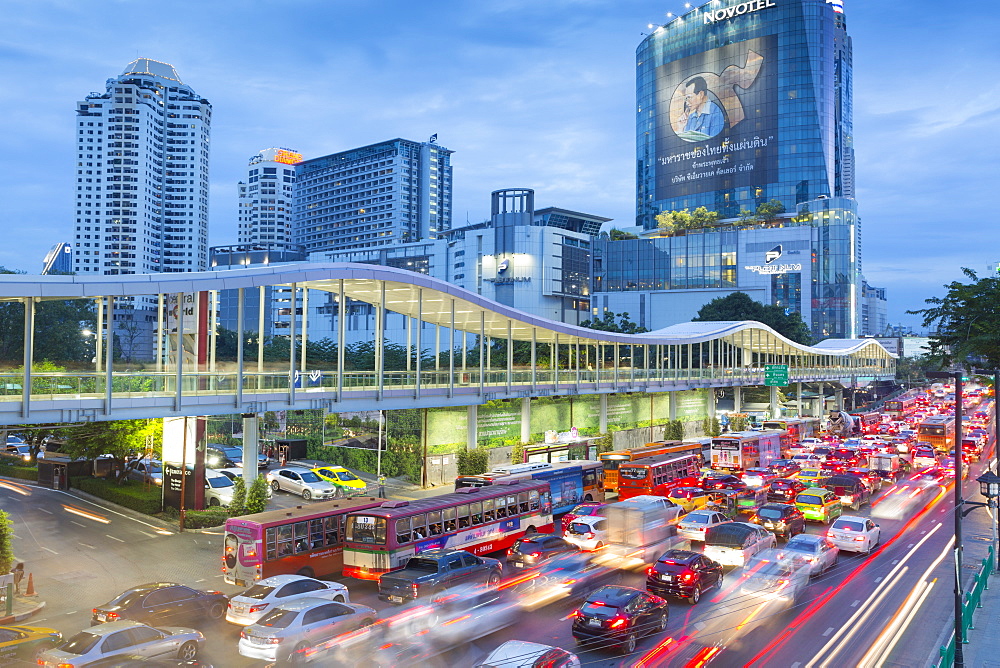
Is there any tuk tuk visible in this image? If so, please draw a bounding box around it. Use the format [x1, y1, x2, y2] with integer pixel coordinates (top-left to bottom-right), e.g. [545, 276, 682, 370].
[868, 453, 906, 483]
[705, 490, 740, 520]
[734, 486, 769, 514]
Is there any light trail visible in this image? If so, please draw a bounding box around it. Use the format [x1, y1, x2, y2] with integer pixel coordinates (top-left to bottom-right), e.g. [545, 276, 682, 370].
[61, 503, 111, 524]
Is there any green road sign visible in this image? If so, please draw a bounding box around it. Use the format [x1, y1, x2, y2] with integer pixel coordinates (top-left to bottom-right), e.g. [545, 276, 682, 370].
[764, 364, 789, 386]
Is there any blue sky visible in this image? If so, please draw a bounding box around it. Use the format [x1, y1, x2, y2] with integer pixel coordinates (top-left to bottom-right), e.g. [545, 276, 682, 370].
[0, 0, 996, 331]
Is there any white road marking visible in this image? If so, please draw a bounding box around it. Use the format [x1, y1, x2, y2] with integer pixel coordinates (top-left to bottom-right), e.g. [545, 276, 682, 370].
[79, 543, 96, 550]
[139, 531, 156, 538]
[822, 627, 835, 637]
[40, 546, 58, 554]
[892, 560, 899, 565]
[37, 508, 53, 514]
[105, 534, 125, 543]
[851, 600, 860, 607]
[907, 544, 914, 548]
[195, 579, 206, 583]
[874, 577, 883, 583]
[64, 610, 77, 615]
[792, 663, 801, 668]
[70, 520, 86, 528]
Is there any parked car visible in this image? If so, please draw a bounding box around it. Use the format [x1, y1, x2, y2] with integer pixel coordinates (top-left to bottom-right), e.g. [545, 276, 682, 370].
[226, 574, 350, 626]
[749, 503, 805, 540]
[205, 445, 268, 471]
[827, 515, 881, 554]
[570, 585, 669, 654]
[91, 583, 227, 628]
[237, 598, 376, 664]
[266, 467, 340, 500]
[702, 522, 776, 568]
[675, 509, 732, 543]
[203, 470, 236, 507]
[37, 620, 204, 667]
[508, 534, 579, 569]
[126, 459, 163, 486]
[646, 549, 723, 604]
[782, 533, 839, 576]
[474, 640, 580, 668]
[564, 515, 609, 552]
[560, 502, 606, 532]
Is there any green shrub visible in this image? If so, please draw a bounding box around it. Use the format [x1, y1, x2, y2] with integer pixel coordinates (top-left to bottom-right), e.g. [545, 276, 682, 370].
[511, 443, 525, 465]
[184, 508, 229, 529]
[0, 510, 13, 574]
[457, 448, 489, 475]
[0, 464, 38, 481]
[228, 476, 246, 517]
[74, 477, 162, 515]
[593, 433, 613, 454]
[246, 476, 269, 514]
[665, 420, 684, 441]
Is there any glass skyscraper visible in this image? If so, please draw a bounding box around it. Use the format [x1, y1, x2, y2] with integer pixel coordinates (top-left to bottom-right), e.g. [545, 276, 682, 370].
[636, 0, 853, 227]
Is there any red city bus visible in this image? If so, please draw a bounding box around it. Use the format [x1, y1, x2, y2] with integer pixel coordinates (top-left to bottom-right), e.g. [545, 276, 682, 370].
[342, 479, 553, 580]
[616, 453, 702, 500]
[598, 440, 695, 493]
[849, 412, 882, 435]
[884, 397, 918, 420]
[223, 496, 384, 587]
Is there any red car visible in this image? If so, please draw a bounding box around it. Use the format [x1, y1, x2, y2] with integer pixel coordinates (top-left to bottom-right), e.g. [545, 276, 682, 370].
[560, 502, 605, 532]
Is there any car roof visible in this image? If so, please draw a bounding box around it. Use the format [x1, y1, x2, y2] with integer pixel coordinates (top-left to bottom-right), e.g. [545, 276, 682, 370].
[118, 582, 182, 595]
[257, 574, 317, 587]
[273, 596, 345, 612]
[569, 515, 604, 527]
[787, 533, 824, 545]
[586, 585, 642, 605]
[483, 640, 564, 664]
[657, 549, 700, 563]
[72, 620, 148, 635]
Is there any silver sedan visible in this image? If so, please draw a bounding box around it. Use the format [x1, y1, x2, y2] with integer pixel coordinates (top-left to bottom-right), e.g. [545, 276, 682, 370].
[37, 620, 204, 667]
[266, 467, 339, 500]
[238, 597, 377, 663]
[782, 533, 840, 576]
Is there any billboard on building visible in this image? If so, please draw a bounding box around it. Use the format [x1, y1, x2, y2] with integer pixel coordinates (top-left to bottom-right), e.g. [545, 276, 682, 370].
[654, 35, 779, 200]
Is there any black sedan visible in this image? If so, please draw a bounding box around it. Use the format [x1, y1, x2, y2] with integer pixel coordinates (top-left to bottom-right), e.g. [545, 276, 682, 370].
[770, 459, 802, 477]
[91, 583, 228, 628]
[768, 478, 807, 502]
[507, 534, 579, 569]
[750, 503, 805, 540]
[645, 549, 723, 604]
[701, 474, 746, 491]
[572, 585, 669, 654]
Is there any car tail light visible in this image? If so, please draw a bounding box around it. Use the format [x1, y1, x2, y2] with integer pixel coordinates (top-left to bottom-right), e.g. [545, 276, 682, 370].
[610, 616, 628, 629]
[248, 603, 268, 614]
[507, 548, 513, 555]
[531, 552, 541, 558]
[585, 532, 595, 539]
[681, 570, 695, 582]
[240, 630, 247, 639]
[106, 612, 118, 620]
[854, 535, 866, 542]
[411, 583, 420, 596]
[647, 566, 655, 576]
[570, 609, 580, 618]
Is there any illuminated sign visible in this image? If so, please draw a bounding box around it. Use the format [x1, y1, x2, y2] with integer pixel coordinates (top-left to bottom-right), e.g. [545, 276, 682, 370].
[485, 277, 530, 284]
[273, 149, 302, 165]
[497, 258, 510, 274]
[704, 0, 776, 24]
[765, 245, 782, 264]
[744, 263, 801, 275]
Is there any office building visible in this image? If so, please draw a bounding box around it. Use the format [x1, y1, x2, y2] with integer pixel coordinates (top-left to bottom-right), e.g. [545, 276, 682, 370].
[293, 138, 453, 253]
[860, 278, 888, 337]
[72, 58, 211, 276]
[237, 148, 300, 248]
[41, 242, 73, 275]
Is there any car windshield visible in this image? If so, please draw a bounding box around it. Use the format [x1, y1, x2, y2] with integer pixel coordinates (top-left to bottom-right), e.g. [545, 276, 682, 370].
[580, 601, 619, 616]
[257, 609, 298, 629]
[799, 470, 821, 477]
[511, 539, 540, 554]
[336, 471, 359, 481]
[569, 522, 594, 535]
[208, 476, 234, 489]
[60, 632, 102, 655]
[404, 558, 440, 573]
[773, 480, 794, 488]
[683, 513, 712, 524]
[833, 519, 865, 531]
[797, 495, 823, 505]
[757, 508, 785, 519]
[572, 505, 599, 516]
[785, 539, 819, 554]
[300, 471, 322, 483]
[223, 447, 243, 458]
[240, 584, 276, 600]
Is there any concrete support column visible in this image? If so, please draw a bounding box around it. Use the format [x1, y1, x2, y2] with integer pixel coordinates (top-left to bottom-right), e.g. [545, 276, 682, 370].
[242, 414, 259, 488]
[796, 382, 803, 417]
[710, 387, 718, 418]
[816, 382, 825, 417]
[521, 397, 531, 444]
[599, 394, 608, 434]
[770, 385, 780, 418]
[734, 386, 742, 413]
[835, 387, 844, 410]
[467, 404, 478, 450]
[669, 391, 677, 421]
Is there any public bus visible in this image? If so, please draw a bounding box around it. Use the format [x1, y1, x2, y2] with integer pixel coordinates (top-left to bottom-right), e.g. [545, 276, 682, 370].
[849, 411, 882, 435]
[222, 496, 384, 587]
[761, 418, 805, 447]
[709, 431, 782, 472]
[918, 415, 957, 453]
[453, 460, 604, 513]
[598, 440, 694, 493]
[617, 453, 701, 500]
[341, 479, 553, 579]
[884, 396, 918, 420]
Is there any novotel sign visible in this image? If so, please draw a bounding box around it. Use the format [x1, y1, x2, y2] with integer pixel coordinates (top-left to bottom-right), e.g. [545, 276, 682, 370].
[704, 0, 777, 24]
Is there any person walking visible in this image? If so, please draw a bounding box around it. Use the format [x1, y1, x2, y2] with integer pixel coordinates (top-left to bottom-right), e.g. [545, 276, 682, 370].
[377, 474, 386, 499]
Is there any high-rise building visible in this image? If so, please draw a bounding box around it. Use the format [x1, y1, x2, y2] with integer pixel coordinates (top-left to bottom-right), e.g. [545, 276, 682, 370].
[237, 148, 301, 247]
[41, 242, 73, 275]
[636, 0, 854, 226]
[293, 138, 453, 253]
[73, 58, 211, 275]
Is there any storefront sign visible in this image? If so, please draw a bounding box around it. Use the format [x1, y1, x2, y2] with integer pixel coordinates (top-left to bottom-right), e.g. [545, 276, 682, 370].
[704, 0, 776, 24]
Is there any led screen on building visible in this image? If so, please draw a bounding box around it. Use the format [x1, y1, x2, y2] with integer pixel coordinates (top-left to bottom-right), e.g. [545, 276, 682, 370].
[654, 35, 778, 200]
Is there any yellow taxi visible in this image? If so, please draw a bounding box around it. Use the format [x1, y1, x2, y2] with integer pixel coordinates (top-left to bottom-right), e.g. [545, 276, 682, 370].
[665, 486, 712, 512]
[794, 488, 843, 523]
[311, 465, 368, 494]
[792, 468, 830, 488]
[0, 625, 62, 664]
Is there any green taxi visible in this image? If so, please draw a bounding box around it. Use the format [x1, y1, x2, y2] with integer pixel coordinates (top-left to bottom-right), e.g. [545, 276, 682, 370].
[794, 488, 843, 523]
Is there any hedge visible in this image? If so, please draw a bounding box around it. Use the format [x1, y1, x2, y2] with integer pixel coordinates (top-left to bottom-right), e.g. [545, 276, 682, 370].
[184, 508, 229, 529]
[0, 464, 38, 482]
[73, 477, 163, 515]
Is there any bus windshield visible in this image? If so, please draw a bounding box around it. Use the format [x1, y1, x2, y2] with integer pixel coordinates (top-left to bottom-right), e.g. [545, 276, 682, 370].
[345, 515, 387, 544]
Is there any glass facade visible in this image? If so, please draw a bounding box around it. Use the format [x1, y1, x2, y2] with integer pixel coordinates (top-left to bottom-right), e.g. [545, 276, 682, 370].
[636, 0, 853, 228]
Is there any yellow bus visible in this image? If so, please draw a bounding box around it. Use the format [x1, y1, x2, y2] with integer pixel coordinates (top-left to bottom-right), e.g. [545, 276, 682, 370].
[917, 415, 956, 453]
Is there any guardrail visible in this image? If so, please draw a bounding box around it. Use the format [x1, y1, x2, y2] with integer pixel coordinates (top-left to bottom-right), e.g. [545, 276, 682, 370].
[937, 544, 995, 667]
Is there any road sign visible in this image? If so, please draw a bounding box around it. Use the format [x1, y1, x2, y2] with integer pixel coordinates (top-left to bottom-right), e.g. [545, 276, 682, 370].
[764, 364, 789, 386]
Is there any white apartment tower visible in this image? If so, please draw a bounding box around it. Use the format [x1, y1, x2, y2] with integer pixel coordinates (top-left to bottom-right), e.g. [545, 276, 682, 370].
[73, 58, 211, 275]
[237, 148, 300, 248]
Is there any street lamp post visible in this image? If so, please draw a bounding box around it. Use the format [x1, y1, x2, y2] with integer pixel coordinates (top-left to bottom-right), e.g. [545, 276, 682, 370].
[976, 471, 1000, 575]
[926, 370, 964, 667]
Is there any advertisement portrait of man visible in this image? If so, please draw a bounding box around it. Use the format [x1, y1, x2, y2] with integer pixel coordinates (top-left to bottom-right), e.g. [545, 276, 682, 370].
[679, 76, 725, 141]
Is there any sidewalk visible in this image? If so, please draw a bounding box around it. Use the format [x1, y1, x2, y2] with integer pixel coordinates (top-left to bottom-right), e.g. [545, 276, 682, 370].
[348, 467, 448, 501]
[0, 595, 45, 625]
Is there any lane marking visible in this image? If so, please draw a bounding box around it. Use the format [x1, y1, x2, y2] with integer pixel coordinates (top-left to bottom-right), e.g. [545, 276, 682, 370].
[891, 560, 899, 565]
[195, 578, 206, 583]
[38, 508, 53, 514]
[105, 534, 125, 543]
[70, 520, 86, 528]
[851, 600, 860, 607]
[874, 577, 883, 583]
[40, 546, 58, 555]
[822, 627, 834, 637]
[79, 543, 96, 550]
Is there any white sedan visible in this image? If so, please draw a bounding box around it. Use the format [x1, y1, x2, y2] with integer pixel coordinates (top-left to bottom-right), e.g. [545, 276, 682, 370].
[266, 467, 340, 500]
[226, 574, 350, 626]
[826, 515, 881, 554]
[676, 510, 732, 542]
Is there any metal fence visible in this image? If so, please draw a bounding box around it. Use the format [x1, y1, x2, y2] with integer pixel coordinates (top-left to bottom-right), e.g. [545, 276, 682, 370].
[937, 544, 995, 667]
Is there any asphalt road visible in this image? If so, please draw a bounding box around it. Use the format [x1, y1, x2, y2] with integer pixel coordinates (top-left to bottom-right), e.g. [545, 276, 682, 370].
[3, 435, 993, 667]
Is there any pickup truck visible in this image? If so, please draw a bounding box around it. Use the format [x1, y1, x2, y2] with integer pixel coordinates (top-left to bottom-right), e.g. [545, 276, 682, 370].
[377, 548, 502, 604]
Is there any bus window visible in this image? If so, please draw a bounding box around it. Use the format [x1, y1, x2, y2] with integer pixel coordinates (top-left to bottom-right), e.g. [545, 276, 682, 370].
[277, 524, 293, 557]
[458, 504, 470, 528]
[411, 514, 427, 540]
[265, 527, 277, 561]
[583, 469, 597, 488]
[471, 501, 483, 525]
[518, 492, 529, 513]
[529, 490, 539, 511]
[483, 498, 495, 523]
[495, 498, 507, 519]
[427, 510, 442, 535]
[310, 519, 325, 549]
[443, 507, 457, 532]
[346, 515, 386, 544]
[395, 516, 411, 544]
[294, 522, 310, 553]
[507, 495, 517, 517]
[324, 516, 339, 544]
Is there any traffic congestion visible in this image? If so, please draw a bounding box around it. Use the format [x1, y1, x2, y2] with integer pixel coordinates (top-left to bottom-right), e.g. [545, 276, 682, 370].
[7, 382, 995, 667]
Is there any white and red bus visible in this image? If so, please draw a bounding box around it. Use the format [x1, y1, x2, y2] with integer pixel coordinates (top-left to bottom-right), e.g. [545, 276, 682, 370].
[454, 460, 604, 513]
[222, 496, 384, 587]
[710, 431, 781, 471]
[341, 479, 553, 580]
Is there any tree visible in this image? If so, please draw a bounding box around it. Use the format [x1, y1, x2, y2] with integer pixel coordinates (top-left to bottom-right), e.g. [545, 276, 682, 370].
[246, 476, 269, 514]
[228, 477, 247, 517]
[737, 207, 755, 225]
[578, 312, 648, 334]
[754, 199, 786, 225]
[692, 292, 814, 345]
[457, 449, 489, 476]
[908, 268, 1000, 370]
[608, 228, 638, 241]
[0, 510, 13, 574]
[656, 207, 720, 235]
[58, 419, 162, 483]
[665, 420, 684, 441]
[690, 206, 721, 228]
